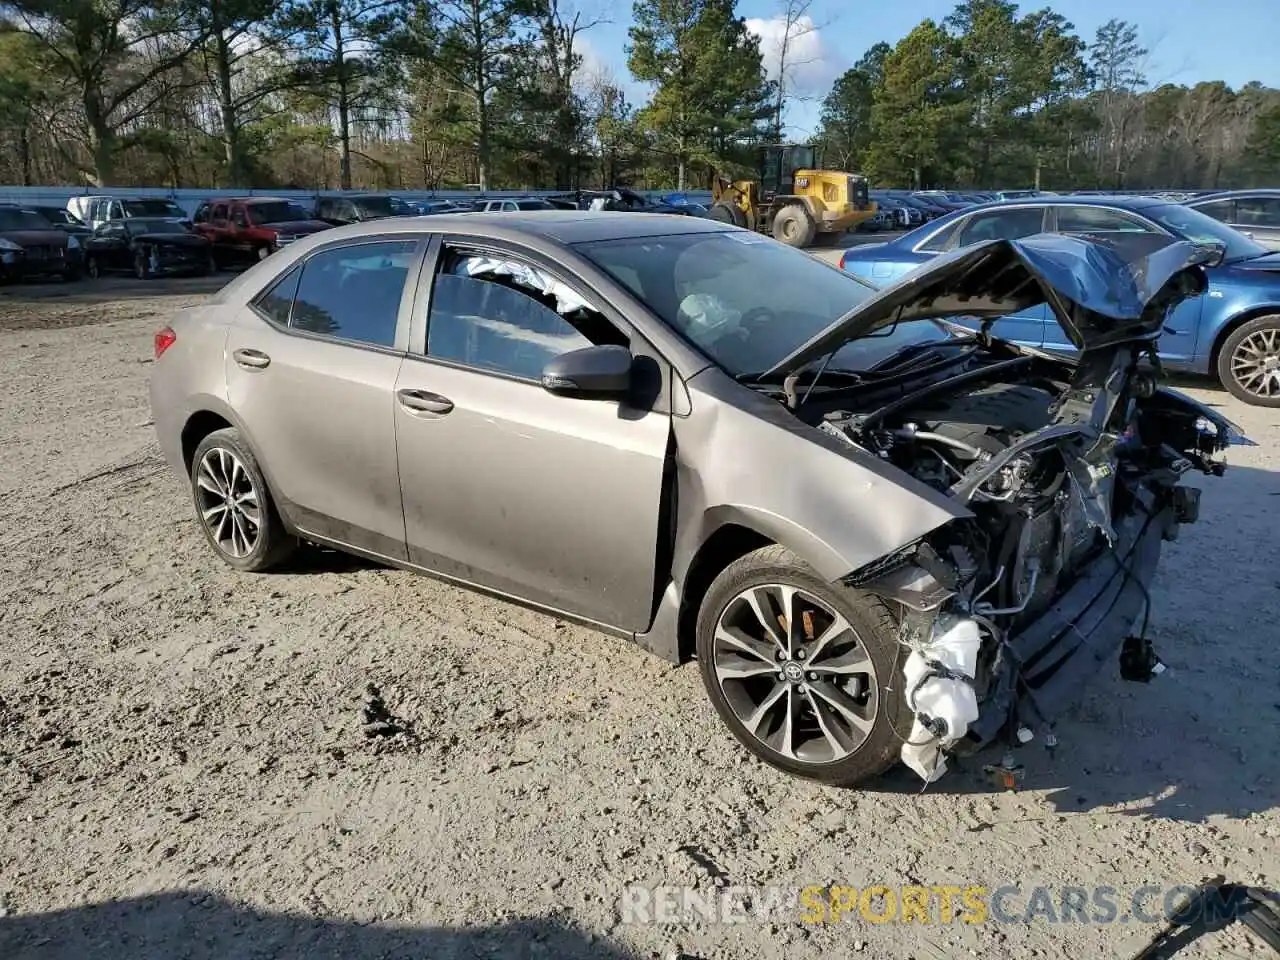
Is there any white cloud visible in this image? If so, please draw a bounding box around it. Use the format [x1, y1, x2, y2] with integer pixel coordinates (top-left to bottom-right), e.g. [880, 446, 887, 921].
[572, 34, 613, 85]
[745, 15, 842, 96]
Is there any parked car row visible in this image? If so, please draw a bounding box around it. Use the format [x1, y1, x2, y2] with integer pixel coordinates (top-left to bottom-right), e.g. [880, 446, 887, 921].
[0, 204, 83, 282]
[0, 187, 720, 285]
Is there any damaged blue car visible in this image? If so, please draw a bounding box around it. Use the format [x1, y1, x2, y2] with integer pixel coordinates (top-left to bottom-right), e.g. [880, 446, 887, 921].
[837, 195, 1280, 406]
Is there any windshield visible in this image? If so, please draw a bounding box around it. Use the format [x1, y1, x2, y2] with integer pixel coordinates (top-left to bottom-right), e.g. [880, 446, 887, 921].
[1146, 203, 1268, 263]
[250, 201, 311, 224]
[124, 199, 184, 218]
[34, 207, 78, 224]
[577, 231, 946, 376]
[128, 219, 188, 235]
[354, 196, 400, 216]
[0, 208, 53, 230]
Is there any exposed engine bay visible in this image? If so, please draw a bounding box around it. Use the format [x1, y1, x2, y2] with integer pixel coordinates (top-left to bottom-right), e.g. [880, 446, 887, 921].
[809, 342, 1237, 783]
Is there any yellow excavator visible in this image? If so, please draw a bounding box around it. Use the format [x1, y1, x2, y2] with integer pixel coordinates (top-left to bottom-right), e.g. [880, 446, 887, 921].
[709, 144, 877, 247]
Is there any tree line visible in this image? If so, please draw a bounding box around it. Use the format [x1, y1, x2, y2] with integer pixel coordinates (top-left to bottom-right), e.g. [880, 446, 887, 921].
[0, 0, 1276, 192]
[819, 13, 1280, 191]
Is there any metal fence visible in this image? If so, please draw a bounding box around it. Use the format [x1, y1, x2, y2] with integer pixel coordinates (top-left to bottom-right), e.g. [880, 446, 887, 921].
[0, 185, 716, 216]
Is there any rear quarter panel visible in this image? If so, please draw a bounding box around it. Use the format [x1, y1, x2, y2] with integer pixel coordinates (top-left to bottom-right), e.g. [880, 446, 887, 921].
[149, 304, 232, 478]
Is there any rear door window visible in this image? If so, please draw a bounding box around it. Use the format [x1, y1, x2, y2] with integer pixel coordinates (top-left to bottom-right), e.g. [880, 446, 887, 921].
[252, 265, 302, 327]
[954, 207, 1048, 246]
[916, 220, 961, 252]
[290, 240, 418, 347]
[1192, 199, 1234, 223]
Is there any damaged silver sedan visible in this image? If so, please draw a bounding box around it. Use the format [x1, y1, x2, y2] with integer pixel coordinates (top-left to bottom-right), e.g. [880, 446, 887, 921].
[149, 212, 1248, 786]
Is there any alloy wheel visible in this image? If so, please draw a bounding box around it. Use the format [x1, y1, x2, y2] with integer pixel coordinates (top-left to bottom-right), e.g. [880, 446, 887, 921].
[712, 583, 880, 764]
[195, 447, 261, 559]
[1230, 328, 1280, 399]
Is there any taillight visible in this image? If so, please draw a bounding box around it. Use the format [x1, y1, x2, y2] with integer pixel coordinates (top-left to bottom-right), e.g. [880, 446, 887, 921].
[154, 325, 177, 359]
[838, 251, 847, 270]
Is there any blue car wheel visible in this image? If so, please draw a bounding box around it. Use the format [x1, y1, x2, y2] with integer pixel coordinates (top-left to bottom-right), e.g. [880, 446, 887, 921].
[1217, 314, 1280, 407]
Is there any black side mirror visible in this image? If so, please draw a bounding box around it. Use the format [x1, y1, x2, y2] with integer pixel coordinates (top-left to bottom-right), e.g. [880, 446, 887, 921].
[541, 344, 633, 398]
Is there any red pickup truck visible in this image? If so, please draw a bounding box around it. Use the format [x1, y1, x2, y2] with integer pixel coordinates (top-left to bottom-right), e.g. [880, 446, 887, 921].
[192, 197, 332, 264]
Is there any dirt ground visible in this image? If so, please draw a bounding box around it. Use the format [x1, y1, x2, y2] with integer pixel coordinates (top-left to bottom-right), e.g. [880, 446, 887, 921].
[0, 273, 1277, 960]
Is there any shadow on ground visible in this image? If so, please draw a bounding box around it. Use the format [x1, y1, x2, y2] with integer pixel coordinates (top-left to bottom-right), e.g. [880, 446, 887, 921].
[0, 892, 636, 960]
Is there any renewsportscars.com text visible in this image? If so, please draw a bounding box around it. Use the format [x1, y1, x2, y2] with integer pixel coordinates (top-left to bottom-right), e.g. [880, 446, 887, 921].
[619, 883, 1238, 926]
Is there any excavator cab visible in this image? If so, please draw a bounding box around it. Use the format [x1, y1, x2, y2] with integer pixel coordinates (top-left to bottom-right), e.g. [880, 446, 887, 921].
[760, 144, 817, 200]
[710, 144, 876, 248]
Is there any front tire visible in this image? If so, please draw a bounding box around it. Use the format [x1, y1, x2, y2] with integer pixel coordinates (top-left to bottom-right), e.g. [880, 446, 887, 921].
[708, 202, 747, 228]
[190, 428, 297, 572]
[1217, 315, 1280, 407]
[86, 256, 101, 279]
[695, 545, 910, 786]
[134, 249, 151, 280]
[771, 205, 816, 248]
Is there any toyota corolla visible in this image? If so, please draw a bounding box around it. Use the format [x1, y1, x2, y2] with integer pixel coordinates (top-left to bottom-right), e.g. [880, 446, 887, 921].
[150, 212, 1245, 785]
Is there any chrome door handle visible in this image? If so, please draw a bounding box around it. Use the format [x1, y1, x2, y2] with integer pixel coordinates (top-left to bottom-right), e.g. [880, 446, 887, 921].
[233, 348, 271, 370]
[397, 389, 454, 415]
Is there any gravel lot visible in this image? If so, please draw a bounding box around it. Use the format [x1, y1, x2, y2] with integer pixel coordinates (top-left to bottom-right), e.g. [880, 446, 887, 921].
[1, 271, 1277, 960]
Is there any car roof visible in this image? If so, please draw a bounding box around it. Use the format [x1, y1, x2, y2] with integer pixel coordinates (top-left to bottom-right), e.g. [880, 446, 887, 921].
[1190, 189, 1280, 201]
[952, 194, 1171, 210]
[201, 196, 300, 205]
[315, 210, 731, 244]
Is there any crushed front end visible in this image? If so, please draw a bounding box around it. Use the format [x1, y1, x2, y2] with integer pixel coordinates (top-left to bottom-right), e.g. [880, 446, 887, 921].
[813, 235, 1251, 782]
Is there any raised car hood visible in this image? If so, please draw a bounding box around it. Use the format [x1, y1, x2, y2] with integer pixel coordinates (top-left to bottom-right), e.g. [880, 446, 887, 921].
[765, 233, 1216, 377]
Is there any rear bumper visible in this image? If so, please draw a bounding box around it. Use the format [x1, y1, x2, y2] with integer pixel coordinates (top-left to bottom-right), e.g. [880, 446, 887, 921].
[966, 496, 1174, 746]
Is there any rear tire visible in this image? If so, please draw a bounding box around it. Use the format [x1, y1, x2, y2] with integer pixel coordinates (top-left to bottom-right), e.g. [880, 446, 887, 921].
[771, 205, 816, 248]
[708, 202, 747, 228]
[695, 545, 910, 786]
[190, 428, 297, 572]
[1217, 315, 1280, 407]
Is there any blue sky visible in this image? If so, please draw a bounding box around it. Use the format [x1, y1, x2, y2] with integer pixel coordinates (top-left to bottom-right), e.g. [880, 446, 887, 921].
[578, 0, 1276, 138]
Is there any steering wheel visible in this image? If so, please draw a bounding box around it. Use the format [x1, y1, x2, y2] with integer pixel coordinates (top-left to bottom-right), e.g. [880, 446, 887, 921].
[702, 305, 775, 355]
[740, 306, 775, 326]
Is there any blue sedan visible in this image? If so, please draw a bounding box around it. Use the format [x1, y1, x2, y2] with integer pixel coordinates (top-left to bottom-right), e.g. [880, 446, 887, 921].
[838, 195, 1280, 405]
